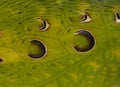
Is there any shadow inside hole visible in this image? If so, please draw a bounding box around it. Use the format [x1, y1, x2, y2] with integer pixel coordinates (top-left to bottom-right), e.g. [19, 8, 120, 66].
[28, 40, 47, 59]
[73, 30, 95, 52]
[0, 58, 3, 63]
[39, 20, 49, 31]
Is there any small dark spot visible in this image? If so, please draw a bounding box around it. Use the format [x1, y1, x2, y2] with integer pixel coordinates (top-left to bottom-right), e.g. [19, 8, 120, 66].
[17, 32, 21, 35]
[61, 20, 64, 24]
[1, 72, 6, 74]
[18, 22, 21, 24]
[97, 0, 104, 2]
[67, 29, 71, 32]
[26, 73, 32, 76]
[25, 17, 32, 20]
[68, 17, 73, 22]
[18, 11, 22, 14]
[37, 17, 40, 19]
[21, 39, 26, 43]
[73, 30, 95, 52]
[28, 40, 47, 59]
[27, 27, 31, 32]
[17, 75, 21, 78]
[0, 58, 3, 63]
[116, 13, 120, 19]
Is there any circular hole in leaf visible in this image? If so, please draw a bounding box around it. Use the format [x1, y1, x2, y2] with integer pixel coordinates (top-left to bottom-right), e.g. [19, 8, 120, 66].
[81, 13, 91, 23]
[73, 30, 95, 52]
[39, 20, 49, 31]
[28, 40, 47, 59]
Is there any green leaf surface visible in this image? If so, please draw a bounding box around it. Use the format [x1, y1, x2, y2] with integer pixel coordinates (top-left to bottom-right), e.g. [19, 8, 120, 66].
[0, 0, 120, 87]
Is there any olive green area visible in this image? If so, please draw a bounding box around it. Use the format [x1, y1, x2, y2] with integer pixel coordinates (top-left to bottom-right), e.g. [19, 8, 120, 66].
[0, 0, 120, 87]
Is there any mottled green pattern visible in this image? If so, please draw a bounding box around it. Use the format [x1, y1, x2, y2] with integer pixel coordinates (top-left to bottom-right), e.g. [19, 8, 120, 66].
[0, 0, 120, 87]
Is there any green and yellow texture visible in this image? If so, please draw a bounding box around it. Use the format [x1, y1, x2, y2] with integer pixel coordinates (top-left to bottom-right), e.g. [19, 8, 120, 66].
[0, 0, 120, 87]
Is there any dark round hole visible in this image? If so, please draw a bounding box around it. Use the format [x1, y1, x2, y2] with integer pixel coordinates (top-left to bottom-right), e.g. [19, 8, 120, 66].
[0, 58, 3, 63]
[28, 40, 47, 59]
[73, 30, 95, 52]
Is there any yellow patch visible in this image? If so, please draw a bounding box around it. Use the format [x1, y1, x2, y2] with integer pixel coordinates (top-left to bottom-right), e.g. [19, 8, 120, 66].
[56, 0, 63, 4]
[112, 5, 120, 12]
[89, 75, 95, 79]
[0, 47, 21, 63]
[77, 2, 90, 14]
[88, 62, 99, 72]
[113, 49, 120, 57]
[36, 6, 46, 15]
[71, 73, 78, 81]
[52, 18, 61, 27]
[112, 49, 120, 62]
[110, 64, 117, 72]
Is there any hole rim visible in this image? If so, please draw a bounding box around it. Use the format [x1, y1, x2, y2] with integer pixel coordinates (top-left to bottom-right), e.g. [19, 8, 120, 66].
[28, 39, 47, 60]
[114, 12, 120, 23]
[0, 57, 4, 63]
[39, 19, 50, 31]
[73, 29, 96, 53]
[81, 13, 91, 23]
